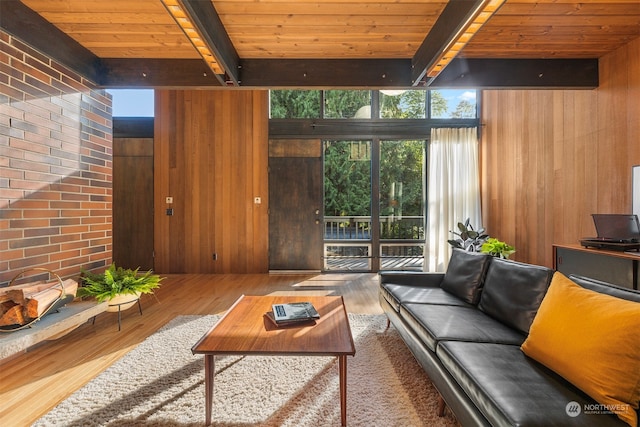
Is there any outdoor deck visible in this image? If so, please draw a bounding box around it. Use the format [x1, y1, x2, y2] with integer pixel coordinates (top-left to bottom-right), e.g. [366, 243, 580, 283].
[322, 215, 425, 272]
[325, 256, 423, 271]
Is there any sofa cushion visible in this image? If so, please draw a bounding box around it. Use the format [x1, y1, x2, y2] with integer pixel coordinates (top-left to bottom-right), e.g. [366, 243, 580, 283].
[478, 258, 553, 334]
[440, 249, 492, 305]
[521, 272, 640, 427]
[381, 283, 473, 312]
[569, 274, 640, 302]
[438, 341, 628, 426]
[401, 303, 525, 352]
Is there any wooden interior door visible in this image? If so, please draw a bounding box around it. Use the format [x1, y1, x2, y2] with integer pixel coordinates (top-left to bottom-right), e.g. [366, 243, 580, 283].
[113, 138, 154, 270]
[269, 140, 323, 271]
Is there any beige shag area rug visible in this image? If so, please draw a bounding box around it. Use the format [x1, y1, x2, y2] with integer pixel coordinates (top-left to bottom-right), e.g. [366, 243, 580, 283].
[33, 314, 460, 427]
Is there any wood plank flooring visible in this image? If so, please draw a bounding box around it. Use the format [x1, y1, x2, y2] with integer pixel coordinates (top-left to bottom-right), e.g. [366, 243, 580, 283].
[0, 273, 382, 427]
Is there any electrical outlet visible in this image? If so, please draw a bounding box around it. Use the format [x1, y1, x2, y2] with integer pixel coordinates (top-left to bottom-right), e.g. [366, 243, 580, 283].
[212, 253, 217, 261]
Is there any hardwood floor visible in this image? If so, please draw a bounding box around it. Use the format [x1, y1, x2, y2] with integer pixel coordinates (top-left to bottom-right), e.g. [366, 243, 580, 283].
[0, 273, 382, 427]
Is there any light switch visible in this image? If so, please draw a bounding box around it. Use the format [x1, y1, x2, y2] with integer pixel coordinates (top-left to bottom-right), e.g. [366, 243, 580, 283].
[166, 197, 173, 204]
[254, 197, 261, 204]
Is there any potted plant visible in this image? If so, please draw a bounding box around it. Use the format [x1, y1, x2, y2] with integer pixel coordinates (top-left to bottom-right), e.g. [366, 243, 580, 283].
[481, 237, 516, 259]
[78, 263, 163, 312]
[447, 218, 489, 252]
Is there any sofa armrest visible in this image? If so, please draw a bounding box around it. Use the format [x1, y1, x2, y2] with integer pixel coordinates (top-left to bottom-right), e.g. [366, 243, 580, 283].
[378, 271, 444, 287]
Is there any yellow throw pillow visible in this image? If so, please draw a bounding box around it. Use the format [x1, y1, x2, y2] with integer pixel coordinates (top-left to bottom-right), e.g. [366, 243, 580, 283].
[521, 272, 640, 427]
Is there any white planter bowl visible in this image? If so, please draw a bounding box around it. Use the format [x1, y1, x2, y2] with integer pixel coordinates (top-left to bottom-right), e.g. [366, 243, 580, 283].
[106, 292, 141, 312]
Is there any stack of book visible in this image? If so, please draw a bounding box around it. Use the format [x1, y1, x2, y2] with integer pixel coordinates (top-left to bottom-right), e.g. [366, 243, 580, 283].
[265, 302, 320, 326]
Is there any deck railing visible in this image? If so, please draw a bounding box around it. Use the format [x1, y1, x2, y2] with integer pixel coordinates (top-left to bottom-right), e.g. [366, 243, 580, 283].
[323, 215, 425, 271]
[324, 215, 424, 240]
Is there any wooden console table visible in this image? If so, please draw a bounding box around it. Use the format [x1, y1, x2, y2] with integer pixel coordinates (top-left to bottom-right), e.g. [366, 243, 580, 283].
[553, 244, 639, 290]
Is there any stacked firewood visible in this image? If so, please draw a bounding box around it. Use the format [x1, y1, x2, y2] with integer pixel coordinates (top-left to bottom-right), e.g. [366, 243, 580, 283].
[0, 279, 78, 327]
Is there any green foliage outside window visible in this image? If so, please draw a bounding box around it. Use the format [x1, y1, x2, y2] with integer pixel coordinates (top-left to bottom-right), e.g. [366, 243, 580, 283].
[270, 89, 476, 119]
[380, 90, 426, 118]
[323, 139, 425, 240]
[431, 89, 477, 118]
[379, 140, 424, 218]
[324, 141, 372, 217]
[379, 140, 425, 239]
[324, 90, 371, 118]
[270, 90, 320, 118]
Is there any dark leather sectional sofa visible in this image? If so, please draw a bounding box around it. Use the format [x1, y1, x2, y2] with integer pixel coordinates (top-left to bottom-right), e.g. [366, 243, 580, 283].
[379, 248, 640, 426]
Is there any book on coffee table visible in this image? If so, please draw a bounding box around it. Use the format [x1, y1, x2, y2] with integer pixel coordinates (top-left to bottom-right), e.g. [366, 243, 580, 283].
[267, 302, 320, 325]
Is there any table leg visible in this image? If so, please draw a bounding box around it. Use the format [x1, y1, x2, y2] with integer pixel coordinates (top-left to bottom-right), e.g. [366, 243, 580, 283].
[205, 355, 214, 426]
[339, 355, 347, 426]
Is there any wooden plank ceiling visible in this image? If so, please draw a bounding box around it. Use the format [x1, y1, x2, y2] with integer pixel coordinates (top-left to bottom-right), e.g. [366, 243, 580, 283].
[5, 0, 640, 88]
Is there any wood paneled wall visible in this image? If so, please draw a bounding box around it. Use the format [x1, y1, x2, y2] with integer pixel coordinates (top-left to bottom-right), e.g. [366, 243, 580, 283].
[481, 37, 640, 268]
[154, 90, 269, 274]
[151, 38, 638, 273]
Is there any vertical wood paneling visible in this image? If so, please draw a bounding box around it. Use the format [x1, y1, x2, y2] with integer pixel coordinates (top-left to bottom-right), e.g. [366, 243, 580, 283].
[481, 37, 640, 268]
[154, 90, 269, 274]
[112, 138, 154, 270]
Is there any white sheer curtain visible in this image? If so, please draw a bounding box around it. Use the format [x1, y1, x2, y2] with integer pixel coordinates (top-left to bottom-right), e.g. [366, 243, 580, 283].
[425, 127, 482, 272]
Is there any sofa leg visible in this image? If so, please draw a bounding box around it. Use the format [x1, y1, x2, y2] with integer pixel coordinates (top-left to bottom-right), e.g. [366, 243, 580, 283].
[437, 395, 446, 417]
[385, 317, 390, 329]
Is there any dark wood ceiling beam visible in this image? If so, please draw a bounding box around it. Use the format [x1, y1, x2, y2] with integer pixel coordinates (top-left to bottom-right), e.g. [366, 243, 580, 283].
[239, 59, 414, 88]
[0, 0, 101, 83]
[429, 58, 599, 89]
[97, 58, 599, 89]
[178, 0, 240, 86]
[99, 59, 224, 88]
[412, 0, 484, 86]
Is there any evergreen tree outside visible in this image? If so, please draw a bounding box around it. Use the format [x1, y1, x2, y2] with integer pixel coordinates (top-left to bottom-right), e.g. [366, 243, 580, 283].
[379, 140, 425, 239]
[270, 90, 320, 118]
[270, 89, 476, 119]
[430, 90, 449, 117]
[323, 141, 371, 217]
[380, 90, 426, 118]
[324, 90, 371, 118]
[452, 99, 476, 118]
[431, 89, 477, 118]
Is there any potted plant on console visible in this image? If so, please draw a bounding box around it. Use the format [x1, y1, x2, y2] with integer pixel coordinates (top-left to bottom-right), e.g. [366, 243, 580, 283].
[78, 264, 163, 330]
[448, 218, 515, 259]
[480, 237, 516, 259]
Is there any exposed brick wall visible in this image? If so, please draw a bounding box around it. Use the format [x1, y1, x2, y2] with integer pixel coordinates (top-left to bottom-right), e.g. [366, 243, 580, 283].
[0, 30, 112, 287]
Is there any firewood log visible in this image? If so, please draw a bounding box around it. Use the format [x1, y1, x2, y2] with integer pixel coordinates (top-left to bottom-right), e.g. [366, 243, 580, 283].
[0, 304, 25, 326]
[1, 300, 14, 316]
[0, 279, 46, 295]
[24, 280, 78, 319]
[4, 280, 68, 305]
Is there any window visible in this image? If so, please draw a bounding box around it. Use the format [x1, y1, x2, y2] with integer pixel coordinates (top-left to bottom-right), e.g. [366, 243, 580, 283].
[106, 89, 154, 117]
[379, 90, 426, 118]
[269, 88, 479, 272]
[430, 89, 477, 118]
[270, 89, 478, 120]
[324, 90, 371, 119]
[269, 90, 320, 118]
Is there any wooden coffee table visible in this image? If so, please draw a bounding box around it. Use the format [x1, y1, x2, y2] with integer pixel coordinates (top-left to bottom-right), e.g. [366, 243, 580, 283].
[191, 294, 356, 426]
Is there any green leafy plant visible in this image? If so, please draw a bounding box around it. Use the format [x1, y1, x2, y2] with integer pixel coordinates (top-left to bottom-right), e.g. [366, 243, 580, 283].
[78, 264, 163, 302]
[447, 218, 488, 252]
[481, 238, 516, 259]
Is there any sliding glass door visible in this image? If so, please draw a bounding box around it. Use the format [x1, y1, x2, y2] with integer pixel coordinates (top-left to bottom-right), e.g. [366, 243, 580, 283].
[323, 139, 425, 272]
[379, 140, 425, 270]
